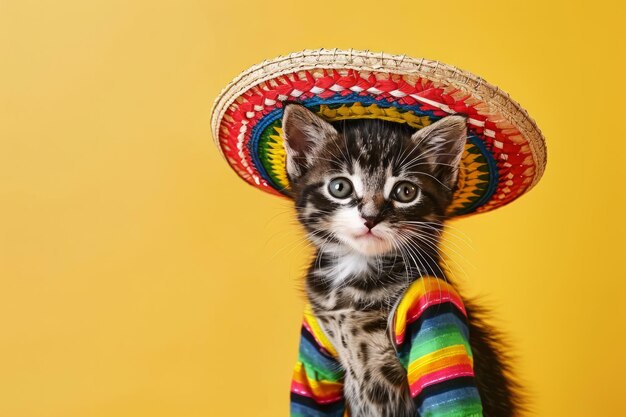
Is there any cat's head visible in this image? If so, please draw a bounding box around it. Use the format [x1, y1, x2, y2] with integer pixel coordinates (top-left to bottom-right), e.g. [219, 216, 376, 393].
[282, 104, 467, 258]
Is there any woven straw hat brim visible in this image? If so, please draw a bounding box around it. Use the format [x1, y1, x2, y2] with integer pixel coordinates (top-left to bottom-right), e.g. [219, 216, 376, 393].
[211, 48, 546, 217]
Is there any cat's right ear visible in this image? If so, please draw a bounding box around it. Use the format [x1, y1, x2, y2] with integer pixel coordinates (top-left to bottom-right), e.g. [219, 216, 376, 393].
[281, 104, 337, 181]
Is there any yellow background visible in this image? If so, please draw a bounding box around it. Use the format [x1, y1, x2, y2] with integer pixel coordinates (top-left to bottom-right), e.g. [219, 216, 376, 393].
[1, 1, 625, 416]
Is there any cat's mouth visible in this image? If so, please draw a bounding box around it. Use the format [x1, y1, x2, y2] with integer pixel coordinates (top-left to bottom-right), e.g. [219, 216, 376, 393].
[353, 230, 384, 241]
[345, 229, 393, 256]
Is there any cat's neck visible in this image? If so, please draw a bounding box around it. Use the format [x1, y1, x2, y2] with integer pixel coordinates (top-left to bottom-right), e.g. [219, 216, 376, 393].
[305, 244, 444, 313]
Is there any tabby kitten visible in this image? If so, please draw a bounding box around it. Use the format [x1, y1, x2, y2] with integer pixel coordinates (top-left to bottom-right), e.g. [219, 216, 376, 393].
[282, 104, 521, 417]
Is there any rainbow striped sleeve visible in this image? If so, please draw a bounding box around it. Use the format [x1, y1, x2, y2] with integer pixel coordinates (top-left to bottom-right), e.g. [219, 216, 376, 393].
[290, 305, 347, 417]
[393, 277, 483, 417]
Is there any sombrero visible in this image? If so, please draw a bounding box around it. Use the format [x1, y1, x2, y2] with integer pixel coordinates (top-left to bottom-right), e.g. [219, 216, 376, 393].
[210, 48, 546, 217]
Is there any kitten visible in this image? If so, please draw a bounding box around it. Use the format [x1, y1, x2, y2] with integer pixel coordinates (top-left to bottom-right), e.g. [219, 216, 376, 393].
[282, 104, 522, 417]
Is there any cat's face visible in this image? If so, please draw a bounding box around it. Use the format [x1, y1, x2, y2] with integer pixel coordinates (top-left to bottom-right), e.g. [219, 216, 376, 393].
[282, 104, 467, 258]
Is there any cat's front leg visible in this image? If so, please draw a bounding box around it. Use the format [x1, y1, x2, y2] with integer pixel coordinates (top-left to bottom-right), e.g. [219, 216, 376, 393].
[342, 345, 414, 417]
[326, 316, 414, 417]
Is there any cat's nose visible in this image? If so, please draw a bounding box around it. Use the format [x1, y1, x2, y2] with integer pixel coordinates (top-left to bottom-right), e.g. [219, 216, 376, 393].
[362, 216, 381, 230]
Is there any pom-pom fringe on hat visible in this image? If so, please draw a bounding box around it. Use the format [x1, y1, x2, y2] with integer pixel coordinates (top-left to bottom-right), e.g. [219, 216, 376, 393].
[210, 49, 546, 217]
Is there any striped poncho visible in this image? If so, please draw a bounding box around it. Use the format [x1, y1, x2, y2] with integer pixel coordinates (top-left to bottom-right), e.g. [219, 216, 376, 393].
[290, 277, 483, 417]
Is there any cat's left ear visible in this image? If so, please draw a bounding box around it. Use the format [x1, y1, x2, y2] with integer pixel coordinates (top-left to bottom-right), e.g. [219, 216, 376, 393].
[281, 104, 337, 181]
[410, 115, 468, 189]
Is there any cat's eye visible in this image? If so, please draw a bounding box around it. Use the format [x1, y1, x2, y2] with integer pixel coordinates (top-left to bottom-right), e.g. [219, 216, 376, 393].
[392, 181, 419, 203]
[328, 177, 354, 199]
